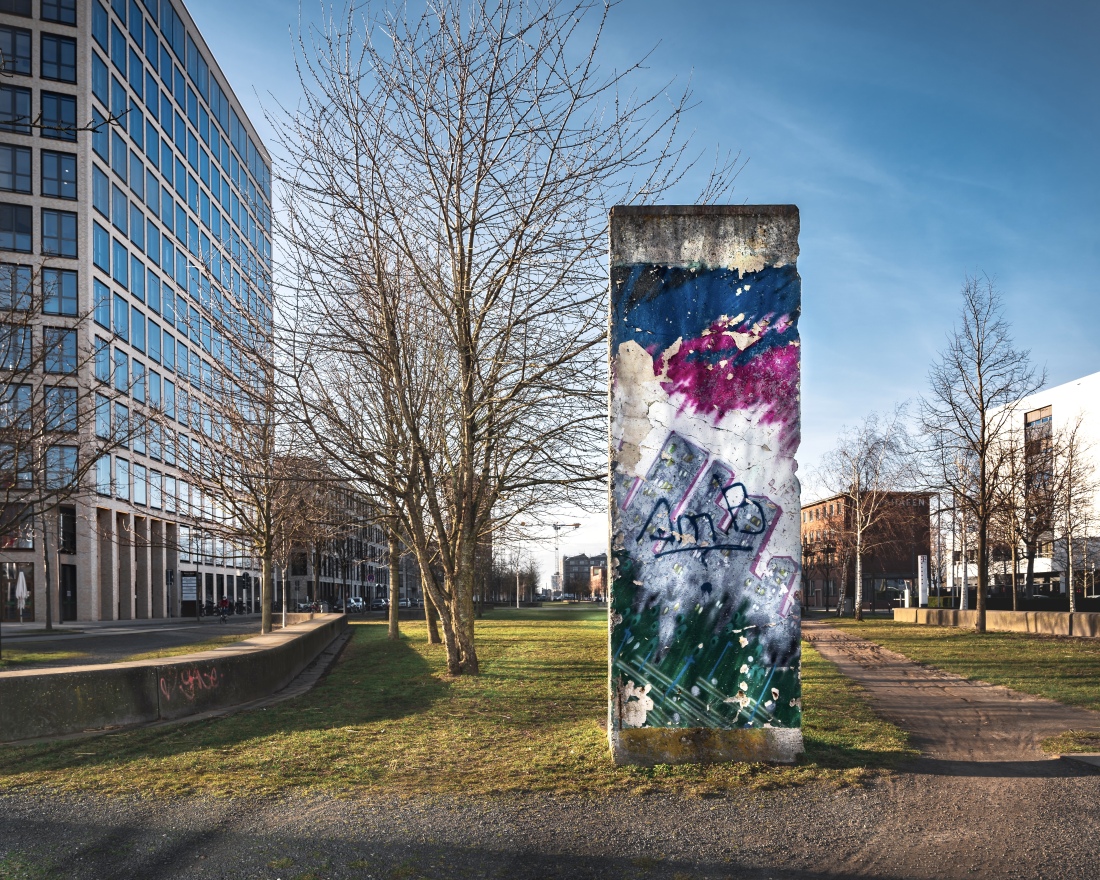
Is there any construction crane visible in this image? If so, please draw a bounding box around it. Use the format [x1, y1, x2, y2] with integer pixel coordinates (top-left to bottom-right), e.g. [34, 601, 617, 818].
[518, 521, 581, 600]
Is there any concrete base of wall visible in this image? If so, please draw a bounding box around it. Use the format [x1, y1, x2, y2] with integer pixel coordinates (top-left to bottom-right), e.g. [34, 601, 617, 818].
[0, 614, 348, 743]
[892, 608, 1100, 638]
[609, 727, 803, 766]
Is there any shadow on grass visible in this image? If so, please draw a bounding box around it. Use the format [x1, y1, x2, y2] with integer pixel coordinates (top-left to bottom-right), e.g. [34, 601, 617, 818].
[0, 624, 450, 778]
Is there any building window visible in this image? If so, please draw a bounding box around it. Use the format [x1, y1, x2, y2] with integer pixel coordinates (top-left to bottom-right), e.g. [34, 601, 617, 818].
[133, 463, 147, 505]
[58, 505, 77, 555]
[0, 203, 32, 252]
[113, 293, 128, 340]
[93, 221, 110, 271]
[111, 184, 127, 234]
[93, 165, 110, 216]
[44, 327, 76, 373]
[0, 263, 31, 310]
[42, 208, 77, 256]
[115, 457, 129, 500]
[44, 385, 77, 432]
[42, 0, 78, 26]
[113, 347, 127, 392]
[94, 337, 110, 382]
[0, 86, 31, 134]
[41, 151, 77, 200]
[95, 392, 110, 437]
[40, 33, 77, 83]
[0, 382, 30, 429]
[113, 401, 128, 445]
[0, 509, 34, 549]
[92, 108, 108, 160]
[43, 267, 77, 315]
[45, 445, 77, 489]
[112, 239, 127, 286]
[41, 92, 77, 141]
[0, 0, 31, 18]
[95, 455, 111, 495]
[0, 144, 31, 193]
[0, 26, 32, 76]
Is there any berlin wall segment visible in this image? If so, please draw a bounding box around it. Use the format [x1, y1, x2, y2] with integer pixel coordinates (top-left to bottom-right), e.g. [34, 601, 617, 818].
[608, 205, 803, 765]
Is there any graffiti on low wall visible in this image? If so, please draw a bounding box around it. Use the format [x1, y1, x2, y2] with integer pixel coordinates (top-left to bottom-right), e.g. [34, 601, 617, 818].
[609, 208, 802, 739]
[159, 665, 220, 703]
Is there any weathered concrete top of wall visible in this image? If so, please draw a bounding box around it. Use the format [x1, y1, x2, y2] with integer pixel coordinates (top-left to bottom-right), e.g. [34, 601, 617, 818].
[609, 205, 799, 271]
[0, 615, 347, 742]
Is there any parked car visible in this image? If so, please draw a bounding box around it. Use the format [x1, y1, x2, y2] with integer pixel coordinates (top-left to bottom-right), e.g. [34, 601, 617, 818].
[398, 598, 410, 608]
[371, 598, 389, 611]
[347, 596, 366, 613]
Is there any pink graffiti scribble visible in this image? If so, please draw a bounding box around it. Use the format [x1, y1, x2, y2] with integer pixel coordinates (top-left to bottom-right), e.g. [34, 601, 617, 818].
[159, 666, 220, 703]
[655, 315, 800, 454]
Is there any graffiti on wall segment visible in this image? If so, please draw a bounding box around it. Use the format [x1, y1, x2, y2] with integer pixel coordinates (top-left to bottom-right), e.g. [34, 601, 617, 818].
[610, 247, 802, 734]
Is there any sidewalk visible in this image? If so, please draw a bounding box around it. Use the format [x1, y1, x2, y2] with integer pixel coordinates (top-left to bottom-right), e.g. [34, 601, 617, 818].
[1, 614, 261, 642]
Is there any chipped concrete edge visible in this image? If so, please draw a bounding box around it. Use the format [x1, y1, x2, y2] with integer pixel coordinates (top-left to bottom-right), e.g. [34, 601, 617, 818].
[609, 204, 799, 271]
[610, 726, 804, 766]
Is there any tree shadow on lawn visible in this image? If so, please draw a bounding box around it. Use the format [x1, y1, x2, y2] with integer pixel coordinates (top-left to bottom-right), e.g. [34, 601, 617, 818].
[0, 624, 451, 779]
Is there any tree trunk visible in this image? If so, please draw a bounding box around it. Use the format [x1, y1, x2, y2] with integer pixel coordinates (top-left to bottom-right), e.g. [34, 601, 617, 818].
[387, 533, 400, 640]
[1068, 533, 1076, 614]
[39, 510, 54, 631]
[452, 559, 480, 674]
[835, 559, 849, 618]
[1025, 541, 1036, 598]
[424, 589, 442, 644]
[282, 564, 290, 628]
[312, 544, 321, 604]
[261, 550, 273, 634]
[1010, 540, 1019, 612]
[854, 536, 864, 622]
[976, 522, 987, 632]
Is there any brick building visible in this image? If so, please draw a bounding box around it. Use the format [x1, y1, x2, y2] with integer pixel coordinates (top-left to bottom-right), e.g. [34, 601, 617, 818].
[801, 492, 931, 609]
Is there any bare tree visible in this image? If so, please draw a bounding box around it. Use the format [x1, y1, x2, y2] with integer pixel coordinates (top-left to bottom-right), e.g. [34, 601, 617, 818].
[276, 0, 736, 674]
[818, 409, 914, 621]
[920, 276, 1043, 632]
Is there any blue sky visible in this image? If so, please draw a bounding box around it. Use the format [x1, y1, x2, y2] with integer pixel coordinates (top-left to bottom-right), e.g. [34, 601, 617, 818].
[188, 0, 1100, 578]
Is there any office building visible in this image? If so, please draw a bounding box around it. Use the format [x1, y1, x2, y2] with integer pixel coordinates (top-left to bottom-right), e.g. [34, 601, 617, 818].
[0, 0, 272, 622]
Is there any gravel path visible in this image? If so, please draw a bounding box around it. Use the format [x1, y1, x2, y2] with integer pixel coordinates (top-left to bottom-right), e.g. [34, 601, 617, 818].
[3, 623, 1099, 879]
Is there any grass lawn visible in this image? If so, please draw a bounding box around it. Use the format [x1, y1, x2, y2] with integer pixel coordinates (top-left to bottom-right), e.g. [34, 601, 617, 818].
[826, 615, 1100, 713]
[118, 633, 254, 663]
[0, 606, 913, 799]
[0, 648, 88, 669]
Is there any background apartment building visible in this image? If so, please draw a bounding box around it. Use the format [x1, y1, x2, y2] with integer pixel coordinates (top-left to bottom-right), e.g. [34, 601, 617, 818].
[0, 0, 273, 622]
[561, 551, 607, 600]
[278, 482, 421, 611]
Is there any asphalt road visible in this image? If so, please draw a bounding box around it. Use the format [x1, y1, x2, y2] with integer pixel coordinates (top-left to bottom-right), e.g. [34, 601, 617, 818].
[0, 617, 264, 667]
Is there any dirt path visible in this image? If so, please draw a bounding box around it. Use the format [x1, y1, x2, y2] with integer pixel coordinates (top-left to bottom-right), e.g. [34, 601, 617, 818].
[802, 619, 1100, 762]
[801, 619, 1100, 879]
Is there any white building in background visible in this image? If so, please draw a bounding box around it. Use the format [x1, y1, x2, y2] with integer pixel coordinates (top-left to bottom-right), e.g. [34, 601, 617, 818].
[1011, 370, 1100, 597]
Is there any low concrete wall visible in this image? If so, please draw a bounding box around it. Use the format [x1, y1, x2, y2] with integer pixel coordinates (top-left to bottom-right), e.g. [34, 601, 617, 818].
[0, 614, 347, 742]
[891, 608, 1100, 638]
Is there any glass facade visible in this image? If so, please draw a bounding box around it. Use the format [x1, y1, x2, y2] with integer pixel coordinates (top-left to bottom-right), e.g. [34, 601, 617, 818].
[0, 0, 271, 617]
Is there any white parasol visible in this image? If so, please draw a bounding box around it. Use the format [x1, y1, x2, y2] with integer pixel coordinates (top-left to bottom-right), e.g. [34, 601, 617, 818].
[14, 570, 28, 623]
